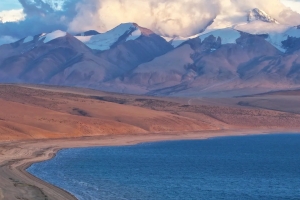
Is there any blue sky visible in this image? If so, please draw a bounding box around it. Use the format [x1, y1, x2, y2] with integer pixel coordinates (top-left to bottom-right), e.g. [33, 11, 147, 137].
[0, 0, 22, 11]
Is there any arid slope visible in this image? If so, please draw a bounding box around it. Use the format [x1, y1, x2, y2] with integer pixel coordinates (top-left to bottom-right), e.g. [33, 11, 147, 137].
[0, 84, 300, 141]
[0, 85, 213, 141]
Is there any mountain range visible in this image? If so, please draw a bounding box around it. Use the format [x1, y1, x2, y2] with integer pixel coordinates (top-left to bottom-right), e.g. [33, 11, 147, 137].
[1, 8, 300, 96]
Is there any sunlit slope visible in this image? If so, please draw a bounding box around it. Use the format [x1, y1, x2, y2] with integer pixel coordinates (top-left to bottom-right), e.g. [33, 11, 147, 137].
[1, 84, 300, 141]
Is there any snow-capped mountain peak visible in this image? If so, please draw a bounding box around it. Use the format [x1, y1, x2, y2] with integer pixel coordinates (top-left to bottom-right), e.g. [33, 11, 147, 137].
[75, 23, 153, 51]
[162, 35, 199, 48]
[248, 8, 279, 24]
[38, 30, 67, 43]
[199, 28, 241, 45]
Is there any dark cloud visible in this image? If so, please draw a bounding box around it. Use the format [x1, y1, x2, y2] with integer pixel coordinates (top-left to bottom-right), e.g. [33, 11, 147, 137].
[19, 0, 54, 16]
[0, 0, 81, 39]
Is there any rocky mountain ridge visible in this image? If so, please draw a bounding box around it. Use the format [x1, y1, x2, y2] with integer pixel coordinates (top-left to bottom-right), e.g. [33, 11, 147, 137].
[0, 9, 300, 96]
[248, 8, 279, 24]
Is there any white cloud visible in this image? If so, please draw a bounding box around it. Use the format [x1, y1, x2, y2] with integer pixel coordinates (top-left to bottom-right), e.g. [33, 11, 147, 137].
[281, 0, 300, 13]
[0, 9, 25, 23]
[67, 0, 300, 37]
[68, 0, 220, 37]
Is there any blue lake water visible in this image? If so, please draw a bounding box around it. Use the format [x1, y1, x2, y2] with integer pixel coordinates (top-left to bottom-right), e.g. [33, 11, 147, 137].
[27, 134, 300, 200]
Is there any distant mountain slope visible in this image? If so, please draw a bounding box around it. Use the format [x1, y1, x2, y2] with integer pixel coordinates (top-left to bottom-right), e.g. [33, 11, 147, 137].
[0, 10, 300, 96]
[121, 44, 195, 89]
[96, 24, 174, 79]
[115, 29, 287, 96]
[0, 24, 173, 86]
[0, 31, 118, 84]
[76, 23, 173, 80]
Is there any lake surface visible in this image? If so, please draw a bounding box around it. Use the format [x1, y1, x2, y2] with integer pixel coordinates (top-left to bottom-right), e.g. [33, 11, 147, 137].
[27, 134, 300, 200]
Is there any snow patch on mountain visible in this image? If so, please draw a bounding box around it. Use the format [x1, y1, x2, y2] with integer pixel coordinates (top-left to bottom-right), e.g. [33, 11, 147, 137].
[38, 33, 47, 41]
[126, 29, 142, 41]
[42, 30, 67, 43]
[267, 27, 300, 52]
[199, 28, 241, 44]
[23, 36, 34, 43]
[235, 21, 300, 52]
[75, 35, 93, 43]
[76, 23, 139, 51]
[235, 21, 287, 35]
[162, 35, 200, 48]
[163, 28, 241, 47]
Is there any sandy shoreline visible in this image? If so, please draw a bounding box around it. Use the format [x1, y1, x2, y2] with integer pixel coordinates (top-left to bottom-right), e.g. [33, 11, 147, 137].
[0, 129, 299, 200]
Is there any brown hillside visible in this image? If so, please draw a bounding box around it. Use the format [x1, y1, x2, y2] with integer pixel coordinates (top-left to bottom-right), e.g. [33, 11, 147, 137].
[0, 84, 299, 141]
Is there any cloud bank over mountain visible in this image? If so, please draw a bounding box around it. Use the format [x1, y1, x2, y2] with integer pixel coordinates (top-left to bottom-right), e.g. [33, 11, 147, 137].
[281, 0, 300, 13]
[69, 0, 300, 37]
[0, 0, 300, 40]
[68, 0, 220, 37]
